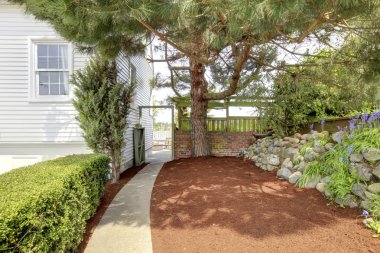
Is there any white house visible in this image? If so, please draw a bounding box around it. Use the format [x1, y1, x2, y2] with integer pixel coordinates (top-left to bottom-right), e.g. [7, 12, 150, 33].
[0, 1, 153, 174]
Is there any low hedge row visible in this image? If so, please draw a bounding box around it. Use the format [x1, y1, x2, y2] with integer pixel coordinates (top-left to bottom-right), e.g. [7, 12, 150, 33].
[0, 154, 109, 252]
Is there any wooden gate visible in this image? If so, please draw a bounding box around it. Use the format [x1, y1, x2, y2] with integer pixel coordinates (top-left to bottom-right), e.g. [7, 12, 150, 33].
[133, 127, 145, 166]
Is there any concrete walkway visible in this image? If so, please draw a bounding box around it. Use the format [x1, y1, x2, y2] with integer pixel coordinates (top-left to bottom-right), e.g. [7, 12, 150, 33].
[84, 162, 164, 253]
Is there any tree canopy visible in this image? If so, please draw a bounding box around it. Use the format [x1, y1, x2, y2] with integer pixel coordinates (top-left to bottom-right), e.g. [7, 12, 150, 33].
[11, 0, 380, 155]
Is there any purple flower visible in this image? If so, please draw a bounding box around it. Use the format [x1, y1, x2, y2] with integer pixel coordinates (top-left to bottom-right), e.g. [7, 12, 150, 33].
[321, 117, 325, 126]
[349, 119, 356, 132]
[362, 112, 368, 123]
[337, 125, 342, 132]
[347, 146, 353, 155]
[339, 157, 344, 163]
[310, 124, 314, 132]
[355, 114, 360, 119]
[362, 210, 369, 218]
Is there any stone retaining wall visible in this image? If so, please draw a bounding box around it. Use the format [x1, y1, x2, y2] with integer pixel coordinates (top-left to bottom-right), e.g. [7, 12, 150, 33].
[175, 130, 255, 159]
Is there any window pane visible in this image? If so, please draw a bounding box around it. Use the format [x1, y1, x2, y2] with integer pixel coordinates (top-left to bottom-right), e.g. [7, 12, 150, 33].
[37, 45, 48, 57]
[50, 83, 60, 95]
[59, 45, 68, 68]
[39, 83, 49, 95]
[50, 72, 59, 84]
[48, 57, 59, 69]
[48, 45, 59, 57]
[39, 72, 49, 83]
[38, 56, 48, 69]
[60, 72, 69, 95]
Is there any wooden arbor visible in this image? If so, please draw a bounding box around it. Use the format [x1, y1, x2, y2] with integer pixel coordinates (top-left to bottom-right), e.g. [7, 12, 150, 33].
[172, 96, 272, 133]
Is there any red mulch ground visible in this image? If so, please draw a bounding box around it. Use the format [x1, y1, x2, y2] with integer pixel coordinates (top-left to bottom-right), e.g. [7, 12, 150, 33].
[151, 157, 380, 253]
[76, 163, 146, 253]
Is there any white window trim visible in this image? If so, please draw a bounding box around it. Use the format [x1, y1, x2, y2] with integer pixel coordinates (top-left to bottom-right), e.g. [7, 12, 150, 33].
[28, 37, 74, 103]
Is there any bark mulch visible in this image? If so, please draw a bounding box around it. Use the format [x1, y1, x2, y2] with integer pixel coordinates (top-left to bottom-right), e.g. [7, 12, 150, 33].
[151, 157, 380, 253]
[76, 163, 146, 253]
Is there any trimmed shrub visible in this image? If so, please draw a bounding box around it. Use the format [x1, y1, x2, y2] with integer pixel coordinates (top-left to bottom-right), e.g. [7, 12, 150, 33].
[0, 154, 109, 252]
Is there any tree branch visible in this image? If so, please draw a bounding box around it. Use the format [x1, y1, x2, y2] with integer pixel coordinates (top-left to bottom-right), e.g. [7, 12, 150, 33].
[135, 19, 209, 64]
[297, 0, 337, 43]
[203, 45, 251, 100]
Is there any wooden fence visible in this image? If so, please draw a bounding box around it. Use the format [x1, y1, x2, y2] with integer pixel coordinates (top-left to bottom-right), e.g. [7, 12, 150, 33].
[179, 116, 263, 133]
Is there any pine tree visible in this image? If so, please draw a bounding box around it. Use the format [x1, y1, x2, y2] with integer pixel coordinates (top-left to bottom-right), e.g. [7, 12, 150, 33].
[11, 0, 380, 156]
[71, 57, 135, 182]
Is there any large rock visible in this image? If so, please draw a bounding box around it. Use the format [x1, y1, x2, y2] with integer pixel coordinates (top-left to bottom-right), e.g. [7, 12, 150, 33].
[288, 171, 302, 184]
[349, 163, 373, 181]
[352, 183, 367, 200]
[281, 158, 293, 169]
[373, 164, 380, 179]
[321, 131, 329, 137]
[316, 183, 326, 193]
[362, 147, 380, 162]
[294, 133, 302, 139]
[297, 161, 307, 172]
[277, 168, 292, 179]
[367, 183, 380, 194]
[349, 153, 363, 163]
[283, 147, 300, 160]
[267, 154, 280, 166]
[263, 164, 277, 172]
[334, 194, 359, 208]
[304, 149, 319, 162]
[284, 137, 300, 144]
[301, 134, 310, 140]
[324, 143, 334, 151]
[313, 145, 326, 154]
[305, 175, 321, 189]
[320, 176, 331, 184]
[331, 131, 348, 143]
[365, 190, 379, 200]
[360, 199, 371, 210]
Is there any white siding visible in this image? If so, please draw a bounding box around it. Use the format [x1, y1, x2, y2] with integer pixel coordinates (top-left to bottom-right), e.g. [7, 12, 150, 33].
[116, 53, 154, 169]
[0, 3, 153, 173]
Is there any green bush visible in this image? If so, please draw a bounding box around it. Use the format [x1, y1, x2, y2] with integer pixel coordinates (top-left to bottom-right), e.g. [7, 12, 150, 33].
[0, 154, 109, 252]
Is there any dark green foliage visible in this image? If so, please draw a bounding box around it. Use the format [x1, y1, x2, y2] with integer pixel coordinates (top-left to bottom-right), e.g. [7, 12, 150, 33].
[0, 154, 109, 252]
[72, 56, 134, 181]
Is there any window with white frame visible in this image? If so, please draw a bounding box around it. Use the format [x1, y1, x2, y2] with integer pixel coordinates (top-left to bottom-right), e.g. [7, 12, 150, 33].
[31, 41, 72, 99]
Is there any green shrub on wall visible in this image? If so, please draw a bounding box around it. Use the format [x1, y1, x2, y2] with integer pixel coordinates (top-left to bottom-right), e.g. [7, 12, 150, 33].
[0, 154, 109, 252]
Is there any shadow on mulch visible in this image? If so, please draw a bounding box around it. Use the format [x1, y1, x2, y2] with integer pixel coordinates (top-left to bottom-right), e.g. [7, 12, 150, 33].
[76, 163, 146, 253]
[151, 156, 380, 253]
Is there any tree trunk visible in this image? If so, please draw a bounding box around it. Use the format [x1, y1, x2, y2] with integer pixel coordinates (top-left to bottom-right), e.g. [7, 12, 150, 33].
[190, 60, 210, 156]
[110, 150, 120, 183]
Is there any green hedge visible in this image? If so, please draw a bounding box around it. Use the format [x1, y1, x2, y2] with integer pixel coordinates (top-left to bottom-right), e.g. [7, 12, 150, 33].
[0, 154, 109, 252]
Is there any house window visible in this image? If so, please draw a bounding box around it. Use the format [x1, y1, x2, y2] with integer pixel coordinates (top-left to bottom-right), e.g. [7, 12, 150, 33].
[30, 39, 72, 101]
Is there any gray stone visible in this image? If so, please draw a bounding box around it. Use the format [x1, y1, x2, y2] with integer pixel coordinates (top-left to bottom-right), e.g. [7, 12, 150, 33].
[321, 131, 329, 137]
[365, 190, 379, 200]
[334, 194, 359, 208]
[288, 171, 302, 184]
[349, 163, 373, 181]
[266, 154, 280, 166]
[373, 164, 380, 179]
[331, 131, 348, 143]
[301, 134, 310, 140]
[316, 183, 326, 193]
[292, 154, 304, 165]
[362, 147, 380, 162]
[320, 176, 331, 184]
[300, 140, 307, 145]
[324, 143, 334, 151]
[277, 168, 292, 179]
[284, 137, 300, 144]
[305, 175, 322, 189]
[265, 165, 277, 172]
[367, 183, 380, 194]
[297, 161, 307, 172]
[349, 153, 363, 163]
[324, 189, 333, 198]
[313, 145, 326, 154]
[352, 183, 366, 200]
[294, 133, 302, 139]
[251, 156, 258, 162]
[283, 147, 300, 160]
[308, 132, 325, 140]
[360, 199, 371, 210]
[281, 158, 293, 169]
[304, 149, 319, 162]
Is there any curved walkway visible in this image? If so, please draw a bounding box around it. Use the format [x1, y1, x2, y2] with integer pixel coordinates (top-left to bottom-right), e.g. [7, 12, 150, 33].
[84, 157, 165, 253]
